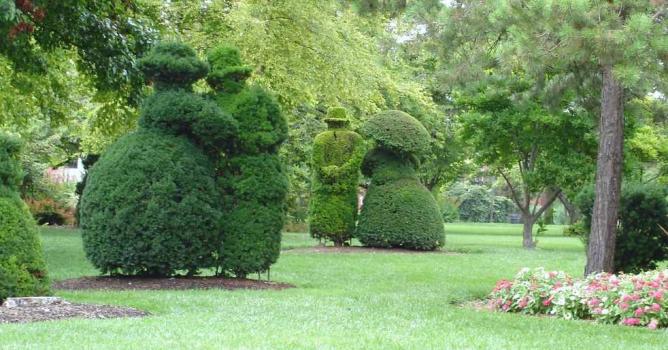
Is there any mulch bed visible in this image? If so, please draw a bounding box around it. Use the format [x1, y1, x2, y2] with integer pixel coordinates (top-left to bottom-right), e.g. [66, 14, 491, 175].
[284, 246, 458, 254]
[0, 300, 147, 324]
[53, 276, 295, 291]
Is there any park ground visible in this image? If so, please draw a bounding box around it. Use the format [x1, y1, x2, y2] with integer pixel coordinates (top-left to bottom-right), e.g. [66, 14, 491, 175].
[1, 224, 667, 349]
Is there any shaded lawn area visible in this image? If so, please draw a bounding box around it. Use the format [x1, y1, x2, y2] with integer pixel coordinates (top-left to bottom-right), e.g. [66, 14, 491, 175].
[1, 224, 666, 349]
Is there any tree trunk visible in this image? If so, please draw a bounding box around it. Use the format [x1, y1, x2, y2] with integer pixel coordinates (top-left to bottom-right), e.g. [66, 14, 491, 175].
[522, 213, 535, 249]
[558, 192, 580, 225]
[585, 65, 624, 275]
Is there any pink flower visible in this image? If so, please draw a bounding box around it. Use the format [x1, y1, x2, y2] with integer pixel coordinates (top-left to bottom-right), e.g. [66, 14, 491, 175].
[621, 295, 632, 303]
[651, 303, 661, 312]
[543, 296, 553, 307]
[619, 302, 629, 311]
[518, 297, 528, 309]
[651, 291, 664, 301]
[622, 318, 641, 326]
[634, 308, 645, 317]
[648, 319, 659, 330]
[494, 280, 512, 292]
[589, 298, 601, 307]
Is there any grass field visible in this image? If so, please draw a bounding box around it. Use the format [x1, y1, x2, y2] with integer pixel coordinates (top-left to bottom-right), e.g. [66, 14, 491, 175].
[1, 224, 667, 349]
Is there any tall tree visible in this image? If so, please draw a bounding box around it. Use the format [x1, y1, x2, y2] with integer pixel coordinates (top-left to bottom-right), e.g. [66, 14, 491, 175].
[456, 75, 596, 247]
[438, 0, 667, 273]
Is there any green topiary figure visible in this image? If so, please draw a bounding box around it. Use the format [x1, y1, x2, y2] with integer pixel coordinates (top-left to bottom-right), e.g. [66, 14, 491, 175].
[0, 133, 49, 302]
[207, 45, 289, 277]
[309, 107, 365, 246]
[79, 43, 237, 276]
[356, 110, 445, 250]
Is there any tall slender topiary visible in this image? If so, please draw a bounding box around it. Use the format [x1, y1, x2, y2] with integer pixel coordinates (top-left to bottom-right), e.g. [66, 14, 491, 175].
[207, 45, 289, 277]
[309, 107, 365, 246]
[0, 133, 49, 302]
[79, 43, 237, 276]
[356, 110, 445, 250]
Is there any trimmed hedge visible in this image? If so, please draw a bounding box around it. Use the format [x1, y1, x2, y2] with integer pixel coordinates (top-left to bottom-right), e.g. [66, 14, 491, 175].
[208, 45, 288, 277]
[356, 111, 445, 250]
[0, 133, 49, 302]
[80, 43, 231, 276]
[361, 109, 431, 156]
[80, 131, 223, 276]
[574, 183, 668, 273]
[138, 42, 209, 90]
[309, 108, 365, 245]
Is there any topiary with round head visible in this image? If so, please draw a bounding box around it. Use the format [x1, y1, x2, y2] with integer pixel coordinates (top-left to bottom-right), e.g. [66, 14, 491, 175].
[361, 109, 431, 158]
[79, 43, 234, 276]
[138, 42, 209, 91]
[309, 107, 366, 246]
[356, 110, 445, 250]
[206, 46, 253, 94]
[0, 132, 50, 302]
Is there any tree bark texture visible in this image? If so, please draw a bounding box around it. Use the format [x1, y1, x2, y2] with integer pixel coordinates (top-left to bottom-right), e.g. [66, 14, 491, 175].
[585, 64, 624, 275]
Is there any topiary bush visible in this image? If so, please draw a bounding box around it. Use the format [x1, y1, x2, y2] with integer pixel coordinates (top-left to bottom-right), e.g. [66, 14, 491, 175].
[79, 43, 235, 276]
[207, 45, 289, 277]
[0, 133, 49, 302]
[309, 107, 366, 246]
[574, 183, 668, 273]
[356, 110, 445, 250]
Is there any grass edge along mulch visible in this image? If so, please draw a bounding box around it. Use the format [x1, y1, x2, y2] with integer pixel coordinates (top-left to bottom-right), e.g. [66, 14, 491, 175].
[53, 276, 295, 291]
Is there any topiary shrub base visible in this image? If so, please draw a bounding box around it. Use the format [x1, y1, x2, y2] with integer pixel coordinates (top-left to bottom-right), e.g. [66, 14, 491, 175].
[356, 111, 445, 251]
[80, 131, 223, 277]
[356, 178, 444, 250]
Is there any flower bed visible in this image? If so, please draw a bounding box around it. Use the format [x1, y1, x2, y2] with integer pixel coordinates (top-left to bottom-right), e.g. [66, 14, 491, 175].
[488, 268, 668, 329]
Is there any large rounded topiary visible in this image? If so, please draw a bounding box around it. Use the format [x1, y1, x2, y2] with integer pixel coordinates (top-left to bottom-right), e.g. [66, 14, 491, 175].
[356, 110, 444, 250]
[309, 107, 365, 246]
[0, 133, 49, 302]
[207, 45, 289, 277]
[79, 43, 235, 276]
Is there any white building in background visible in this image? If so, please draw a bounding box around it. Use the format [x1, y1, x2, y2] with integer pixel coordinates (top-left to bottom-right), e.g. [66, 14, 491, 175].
[45, 158, 85, 184]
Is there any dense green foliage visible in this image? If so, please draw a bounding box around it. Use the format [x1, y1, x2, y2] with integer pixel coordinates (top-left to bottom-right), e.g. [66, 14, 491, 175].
[574, 184, 668, 273]
[309, 108, 365, 245]
[0, 133, 49, 301]
[445, 182, 516, 223]
[143, 0, 462, 227]
[0, 0, 156, 105]
[79, 43, 230, 276]
[357, 111, 445, 250]
[138, 43, 208, 91]
[208, 45, 288, 277]
[79, 131, 223, 276]
[361, 110, 431, 157]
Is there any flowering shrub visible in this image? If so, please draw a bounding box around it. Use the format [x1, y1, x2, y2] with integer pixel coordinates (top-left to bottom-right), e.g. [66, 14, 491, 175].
[489, 268, 668, 329]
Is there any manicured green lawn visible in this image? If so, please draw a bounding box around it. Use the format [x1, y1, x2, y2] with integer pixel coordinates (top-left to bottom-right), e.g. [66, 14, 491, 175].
[1, 224, 666, 349]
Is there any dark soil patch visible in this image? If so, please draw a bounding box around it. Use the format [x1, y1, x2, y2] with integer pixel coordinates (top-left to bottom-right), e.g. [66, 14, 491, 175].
[53, 276, 295, 291]
[0, 301, 147, 324]
[284, 246, 460, 254]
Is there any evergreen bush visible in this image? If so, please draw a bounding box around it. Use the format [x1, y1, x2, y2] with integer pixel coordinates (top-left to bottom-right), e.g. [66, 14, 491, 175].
[574, 183, 668, 273]
[207, 45, 289, 277]
[79, 43, 234, 276]
[309, 108, 365, 246]
[0, 133, 49, 302]
[356, 111, 445, 250]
